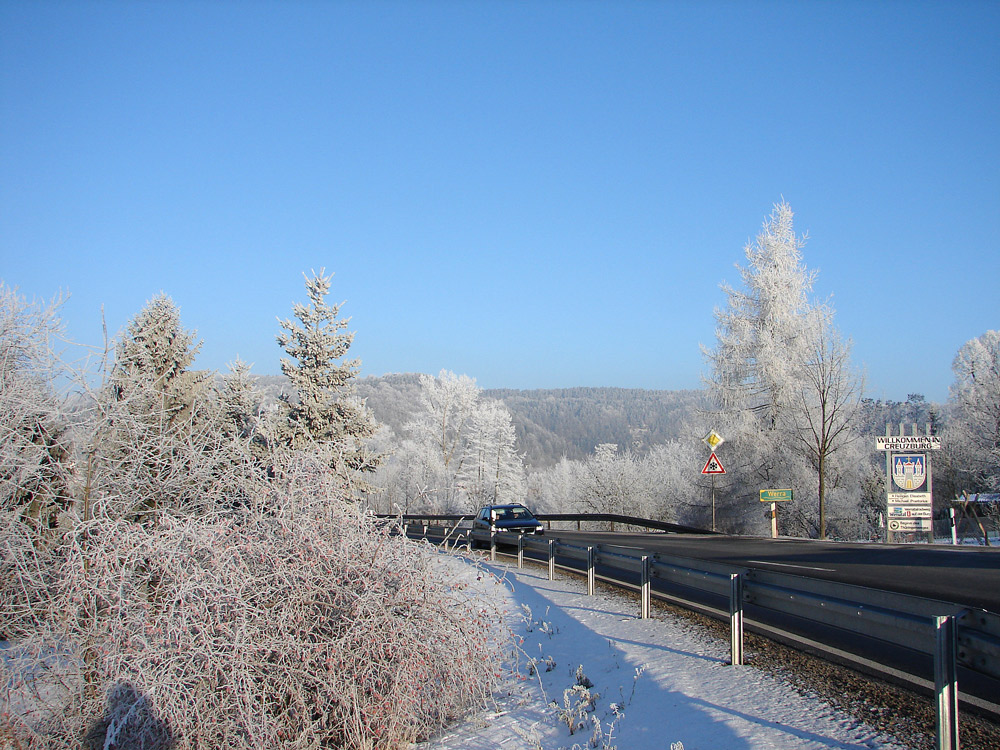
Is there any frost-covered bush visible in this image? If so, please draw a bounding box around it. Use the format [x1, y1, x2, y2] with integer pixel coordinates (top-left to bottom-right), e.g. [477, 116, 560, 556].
[0, 285, 74, 647]
[3, 470, 505, 749]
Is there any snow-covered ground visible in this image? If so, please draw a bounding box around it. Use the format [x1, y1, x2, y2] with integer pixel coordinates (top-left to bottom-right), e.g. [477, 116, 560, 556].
[416, 553, 911, 750]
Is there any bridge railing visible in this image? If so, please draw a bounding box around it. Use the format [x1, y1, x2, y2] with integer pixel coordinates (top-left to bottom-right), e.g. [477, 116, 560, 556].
[401, 519, 1000, 750]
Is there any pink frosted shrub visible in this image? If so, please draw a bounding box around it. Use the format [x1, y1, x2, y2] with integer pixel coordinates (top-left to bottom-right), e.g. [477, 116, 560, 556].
[4, 484, 504, 749]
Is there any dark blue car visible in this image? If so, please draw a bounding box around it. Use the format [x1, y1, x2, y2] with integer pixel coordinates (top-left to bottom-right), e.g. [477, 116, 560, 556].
[472, 504, 544, 537]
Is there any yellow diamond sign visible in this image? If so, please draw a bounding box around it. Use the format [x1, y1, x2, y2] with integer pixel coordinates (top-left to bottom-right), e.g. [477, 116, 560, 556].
[703, 430, 725, 451]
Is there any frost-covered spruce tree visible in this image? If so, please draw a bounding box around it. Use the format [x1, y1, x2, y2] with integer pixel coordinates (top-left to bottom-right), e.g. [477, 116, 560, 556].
[109, 293, 212, 428]
[217, 357, 270, 463]
[85, 294, 228, 520]
[274, 271, 380, 485]
[703, 202, 862, 537]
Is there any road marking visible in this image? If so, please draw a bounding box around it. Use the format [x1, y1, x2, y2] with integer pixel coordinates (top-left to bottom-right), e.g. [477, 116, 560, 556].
[746, 560, 835, 572]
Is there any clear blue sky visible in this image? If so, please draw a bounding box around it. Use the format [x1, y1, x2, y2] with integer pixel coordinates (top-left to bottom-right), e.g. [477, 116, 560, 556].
[2, 1, 997, 403]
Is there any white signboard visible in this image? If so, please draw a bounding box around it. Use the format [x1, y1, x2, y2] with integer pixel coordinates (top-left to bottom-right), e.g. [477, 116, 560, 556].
[888, 492, 931, 504]
[888, 505, 933, 519]
[876, 436, 942, 451]
[888, 518, 931, 532]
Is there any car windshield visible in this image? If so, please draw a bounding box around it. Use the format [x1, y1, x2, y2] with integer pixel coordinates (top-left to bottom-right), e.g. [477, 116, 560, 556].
[496, 507, 532, 520]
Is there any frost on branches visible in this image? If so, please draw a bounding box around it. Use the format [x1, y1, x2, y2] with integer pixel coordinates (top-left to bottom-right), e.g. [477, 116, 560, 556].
[1, 277, 509, 750]
[2, 458, 506, 750]
[370, 370, 526, 513]
[944, 330, 1000, 494]
[274, 270, 381, 486]
[0, 285, 74, 641]
[703, 203, 865, 538]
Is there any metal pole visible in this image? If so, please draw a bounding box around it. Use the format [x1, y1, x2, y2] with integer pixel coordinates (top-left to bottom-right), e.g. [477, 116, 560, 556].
[712, 475, 716, 532]
[730, 574, 744, 666]
[640, 556, 650, 619]
[934, 615, 960, 750]
[547, 539, 556, 581]
[586, 546, 595, 596]
[885, 424, 892, 545]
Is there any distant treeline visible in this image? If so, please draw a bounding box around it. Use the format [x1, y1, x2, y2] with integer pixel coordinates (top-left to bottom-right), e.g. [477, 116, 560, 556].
[349, 374, 941, 469]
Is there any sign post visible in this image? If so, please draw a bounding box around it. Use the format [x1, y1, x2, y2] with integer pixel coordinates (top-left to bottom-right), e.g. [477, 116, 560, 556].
[877, 426, 940, 544]
[701, 443, 726, 532]
[760, 489, 793, 538]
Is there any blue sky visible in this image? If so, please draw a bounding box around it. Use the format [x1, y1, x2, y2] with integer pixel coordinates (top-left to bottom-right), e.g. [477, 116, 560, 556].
[2, 1, 997, 403]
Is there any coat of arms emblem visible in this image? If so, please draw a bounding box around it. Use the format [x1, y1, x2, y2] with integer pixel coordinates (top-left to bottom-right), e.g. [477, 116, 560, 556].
[892, 453, 927, 491]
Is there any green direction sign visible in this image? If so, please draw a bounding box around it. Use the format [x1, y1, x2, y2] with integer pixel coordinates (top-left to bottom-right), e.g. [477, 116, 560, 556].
[760, 489, 793, 503]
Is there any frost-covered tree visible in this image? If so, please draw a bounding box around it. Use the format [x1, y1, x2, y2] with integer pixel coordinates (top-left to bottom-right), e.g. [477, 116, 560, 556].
[274, 271, 380, 483]
[459, 399, 525, 506]
[85, 294, 232, 521]
[371, 371, 527, 513]
[703, 202, 864, 537]
[408, 371, 479, 475]
[526, 457, 582, 514]
[642, 440, 703, 525]
[0, 285, 74, 539]
[109, 293, 212, 428]
[944, 330, 1000, 493]
[578, 443, 646, 518]
[398, 370, 481, 510]
[787, 313, 864, 538]
[217, 358, 269, 461]
[704, 202, 816, 431]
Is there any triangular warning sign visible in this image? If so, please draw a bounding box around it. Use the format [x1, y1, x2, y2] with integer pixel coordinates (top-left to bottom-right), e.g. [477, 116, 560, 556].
[701, 452, 726, 475]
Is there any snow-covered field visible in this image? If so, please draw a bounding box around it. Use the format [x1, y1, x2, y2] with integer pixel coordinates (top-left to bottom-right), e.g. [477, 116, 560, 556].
[416, 553, 911, 750]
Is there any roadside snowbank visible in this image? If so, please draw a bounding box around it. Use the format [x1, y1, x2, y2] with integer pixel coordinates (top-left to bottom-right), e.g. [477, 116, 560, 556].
[417, 554, 910, 750]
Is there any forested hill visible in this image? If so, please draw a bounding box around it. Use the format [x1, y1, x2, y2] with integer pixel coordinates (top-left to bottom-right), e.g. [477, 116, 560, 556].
[349, 374, 707, 468]
[245, 374, 938, 469]
[350, 379, 942, 468]
[483, 386, 708, 467]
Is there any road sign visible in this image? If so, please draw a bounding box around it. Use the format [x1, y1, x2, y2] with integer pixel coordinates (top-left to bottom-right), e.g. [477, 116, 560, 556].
[876, 436, 941, 451]
[701, 453, 726, 475]
[703, 430, 725, 451]
[888, 505, 932, 518]
[760, 489, 793, 503]
[887, 492, 931, 504]
[888, 518, 931, 532]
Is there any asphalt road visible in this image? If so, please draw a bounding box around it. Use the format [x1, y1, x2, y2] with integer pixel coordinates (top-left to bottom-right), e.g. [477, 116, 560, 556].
[544, 530, 1000, 612]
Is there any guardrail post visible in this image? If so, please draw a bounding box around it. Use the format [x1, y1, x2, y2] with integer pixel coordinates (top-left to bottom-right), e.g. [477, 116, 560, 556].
[640, 555, 650, 619]
[729, 573, 744, 666]
[517, 535, 524, 568]
[587, 546, 595, 596]
[548, 539, 556, 581]
[934, 615, 959, 750]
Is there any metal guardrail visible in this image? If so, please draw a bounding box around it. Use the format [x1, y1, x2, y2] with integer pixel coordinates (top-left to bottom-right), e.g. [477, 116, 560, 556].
[403, 521, 1000, 750]
[376, 512, 715, 535]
